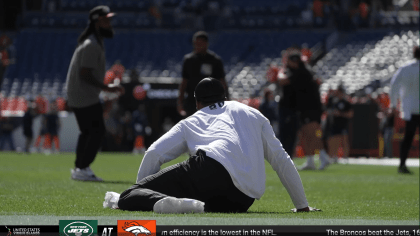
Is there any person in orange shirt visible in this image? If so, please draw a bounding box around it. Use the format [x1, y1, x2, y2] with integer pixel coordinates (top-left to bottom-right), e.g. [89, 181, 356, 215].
[109, 60, 125, 80]
[358, 1, 370, 27]
[378, 89, 394, 158]
[312, 0, 324, 18]
[266, 64, 280, 83]
[33, 95, 49, 152]
[301, 44, 312, 63]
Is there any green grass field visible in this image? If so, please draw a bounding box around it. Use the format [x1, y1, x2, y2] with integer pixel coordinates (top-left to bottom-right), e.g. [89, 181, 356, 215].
[0, 152, 418, 225]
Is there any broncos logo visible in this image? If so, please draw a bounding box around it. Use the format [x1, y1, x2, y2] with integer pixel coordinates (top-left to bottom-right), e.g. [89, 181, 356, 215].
[122, 221, 151, 236]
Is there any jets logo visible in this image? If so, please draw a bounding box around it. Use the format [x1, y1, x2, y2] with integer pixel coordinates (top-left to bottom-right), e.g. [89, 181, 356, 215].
[59, 220, 97, 236]
[118, 220, 156, 236]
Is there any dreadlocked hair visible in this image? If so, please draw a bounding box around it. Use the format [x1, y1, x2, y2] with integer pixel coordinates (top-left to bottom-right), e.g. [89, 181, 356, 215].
[77, 21, 96, 45]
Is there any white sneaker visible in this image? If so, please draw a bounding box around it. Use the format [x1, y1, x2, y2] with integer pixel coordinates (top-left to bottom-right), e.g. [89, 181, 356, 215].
[83, 167, 95, 176]
[103, 191, 120, 209]
[44, 149, 51, 155]
[71, 167, 103, 182]
[153, 197, 205, 214]
[30, 147, 37, 153]
[319, 150, 331, 170]
[132, 148, 146, 155]
[298, 156, 316, 170]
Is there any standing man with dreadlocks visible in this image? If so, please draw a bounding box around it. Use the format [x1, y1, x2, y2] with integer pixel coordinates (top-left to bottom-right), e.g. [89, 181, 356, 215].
[66, 6, 124, 181]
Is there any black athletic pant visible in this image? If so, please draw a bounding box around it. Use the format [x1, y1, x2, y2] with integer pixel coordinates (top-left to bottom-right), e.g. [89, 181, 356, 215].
[400, 114, 420, 167]
[278, 107, 299, 158]
[118, 150, 255, 213]
[72, 103, 106, 169]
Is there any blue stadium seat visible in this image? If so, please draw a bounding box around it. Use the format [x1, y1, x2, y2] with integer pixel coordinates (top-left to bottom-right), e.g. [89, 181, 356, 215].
[3, 29, 351, 100]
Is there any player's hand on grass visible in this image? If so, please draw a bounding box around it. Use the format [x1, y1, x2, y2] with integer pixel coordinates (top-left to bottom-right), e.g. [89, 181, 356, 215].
[291, 206, 321, 213]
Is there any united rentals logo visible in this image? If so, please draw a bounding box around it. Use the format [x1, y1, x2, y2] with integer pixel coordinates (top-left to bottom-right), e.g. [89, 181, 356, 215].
[59, 220, 97, 236]
[117, 220, 156, 236]
[5, 226, 40, 236]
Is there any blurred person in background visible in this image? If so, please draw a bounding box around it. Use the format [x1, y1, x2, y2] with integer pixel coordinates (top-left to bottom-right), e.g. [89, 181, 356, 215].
[358, 0, 370, 28]
[22, 101, 37, 153]
[34, 114, 47, 152]
[390, 46, 420, 174]
[266, 63, 280, 84]
[0, 35, 12, 90]
[65, 6, 124, 181]
[132, 104, 149, 154]
[177, 31, 228, 117]
[259, 88, 278, 126]
[103, 60, 125, 86]
[312, 0, 324, 21]
[33, 94, 48, 152]
[321, 87, 335, 156]
[102, 99, 120, 152]
[0, 116, 15, 151]
[278, 51, 330, 170]
[119, 110, 134, 152]
[44, 101, 61, 154]
[109, 60, 125, 81]
[276, 50, 299, 159]
[301, 43, 312, 64]
[327, 85, 353, 163]
[118, 69, 142, 115]
[378, 87, 394, 158]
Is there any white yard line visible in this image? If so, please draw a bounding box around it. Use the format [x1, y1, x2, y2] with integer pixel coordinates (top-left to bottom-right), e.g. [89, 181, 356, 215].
[0, 215, 417, 226]
[336, 157, 419, 167]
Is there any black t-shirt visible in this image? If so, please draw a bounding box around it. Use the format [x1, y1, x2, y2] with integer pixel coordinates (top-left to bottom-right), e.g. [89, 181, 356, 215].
[182, 50, 225, 104]
[330, 97, 352, 130]
[288, 65, 322, 113]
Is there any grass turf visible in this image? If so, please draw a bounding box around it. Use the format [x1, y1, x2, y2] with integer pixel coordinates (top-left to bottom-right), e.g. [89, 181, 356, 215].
[0, 152, 418, 225]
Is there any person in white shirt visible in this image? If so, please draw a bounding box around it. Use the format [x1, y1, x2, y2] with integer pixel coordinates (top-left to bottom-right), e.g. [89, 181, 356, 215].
[390, 46, 420, 174]
[104, 78, 319, 213]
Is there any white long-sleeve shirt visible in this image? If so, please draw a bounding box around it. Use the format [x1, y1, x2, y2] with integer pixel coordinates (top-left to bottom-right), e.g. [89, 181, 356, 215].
[136, 101, 308, 209]
[390, 60, 420, 121]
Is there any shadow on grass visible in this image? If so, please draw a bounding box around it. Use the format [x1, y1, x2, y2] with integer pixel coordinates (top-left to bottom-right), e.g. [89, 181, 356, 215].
[73, 179, 134, 184]
[246, 211, 294, 215]
[101, 180, 134, 184]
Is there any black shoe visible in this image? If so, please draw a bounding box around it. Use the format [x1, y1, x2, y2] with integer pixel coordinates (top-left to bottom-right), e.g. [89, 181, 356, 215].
[398, 166, 413, 174]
